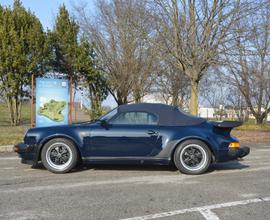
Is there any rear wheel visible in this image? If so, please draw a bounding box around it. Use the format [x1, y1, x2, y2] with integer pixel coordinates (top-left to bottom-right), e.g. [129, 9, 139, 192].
[174, 139, 211, 175]
[41, 138, 78, 173]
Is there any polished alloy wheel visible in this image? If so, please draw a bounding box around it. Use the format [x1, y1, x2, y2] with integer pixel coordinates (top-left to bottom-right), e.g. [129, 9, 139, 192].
[180, 144, 207, 171]
[45, 142, 73, 171]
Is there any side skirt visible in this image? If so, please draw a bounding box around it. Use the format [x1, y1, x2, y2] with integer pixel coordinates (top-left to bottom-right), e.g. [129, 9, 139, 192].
[81, 157, 171, 165]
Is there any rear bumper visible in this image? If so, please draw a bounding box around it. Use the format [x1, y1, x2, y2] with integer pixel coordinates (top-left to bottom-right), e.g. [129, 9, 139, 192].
[14, 143, 36, 165]
[228, 146, 250, 159]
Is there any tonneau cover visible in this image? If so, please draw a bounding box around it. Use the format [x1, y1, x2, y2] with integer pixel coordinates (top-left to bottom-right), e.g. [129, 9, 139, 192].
[118, 103, 206, 126]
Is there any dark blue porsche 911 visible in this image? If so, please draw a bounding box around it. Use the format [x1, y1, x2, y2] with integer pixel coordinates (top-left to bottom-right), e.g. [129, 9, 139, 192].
[14, 103, 250, 174]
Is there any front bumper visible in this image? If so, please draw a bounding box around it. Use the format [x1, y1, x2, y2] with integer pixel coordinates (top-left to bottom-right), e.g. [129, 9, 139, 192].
[228, 146, 250, 159]
[14, 143, 36, 165]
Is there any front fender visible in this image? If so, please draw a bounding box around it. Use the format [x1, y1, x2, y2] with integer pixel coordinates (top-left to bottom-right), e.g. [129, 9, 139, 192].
[34, 134, 83, 162]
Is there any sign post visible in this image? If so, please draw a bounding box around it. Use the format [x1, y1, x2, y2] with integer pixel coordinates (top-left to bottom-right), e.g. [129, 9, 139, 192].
[31, 74, 35, 128]
[69, 77, 73, 124]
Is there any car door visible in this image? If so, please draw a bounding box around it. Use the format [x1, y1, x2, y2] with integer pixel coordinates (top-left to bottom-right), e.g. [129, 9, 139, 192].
[88, 111, 163, 157]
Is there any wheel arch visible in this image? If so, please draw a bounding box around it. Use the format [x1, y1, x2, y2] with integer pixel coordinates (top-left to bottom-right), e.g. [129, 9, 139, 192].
[170, 137, 216, 165]
[37, 135, 82, 162]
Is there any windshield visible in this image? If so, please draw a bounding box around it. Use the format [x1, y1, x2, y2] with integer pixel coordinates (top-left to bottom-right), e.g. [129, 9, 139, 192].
[99, 108, 118, 121]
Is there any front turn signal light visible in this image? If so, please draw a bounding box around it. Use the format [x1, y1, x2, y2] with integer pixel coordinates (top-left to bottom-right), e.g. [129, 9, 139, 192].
[229, 142, 240, 148]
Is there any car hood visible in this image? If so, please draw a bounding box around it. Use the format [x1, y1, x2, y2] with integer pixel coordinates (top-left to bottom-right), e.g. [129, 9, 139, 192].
[26, 121, 97, 133]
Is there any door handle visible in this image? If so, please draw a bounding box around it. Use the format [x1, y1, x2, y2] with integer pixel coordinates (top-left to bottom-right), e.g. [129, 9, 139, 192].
[147, 130, 158, 136]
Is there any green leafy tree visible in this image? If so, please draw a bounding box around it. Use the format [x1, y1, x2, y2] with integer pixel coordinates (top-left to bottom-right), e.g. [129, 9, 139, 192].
[0, 0, 46, 125]
[49, 5, 79, 82]
[51, 5, 107, 119]
[76, 38, 108, 119]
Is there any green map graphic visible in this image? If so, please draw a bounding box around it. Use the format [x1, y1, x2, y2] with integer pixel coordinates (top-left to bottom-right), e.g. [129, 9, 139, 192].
[38, 100, 67, 122]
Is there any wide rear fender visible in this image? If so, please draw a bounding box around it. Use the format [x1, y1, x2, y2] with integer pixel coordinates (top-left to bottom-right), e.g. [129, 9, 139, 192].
[170, 136, 218, 160]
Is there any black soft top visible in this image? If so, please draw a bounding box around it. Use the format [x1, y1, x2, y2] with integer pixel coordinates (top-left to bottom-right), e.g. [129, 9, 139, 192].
[118, 103, 205, 126]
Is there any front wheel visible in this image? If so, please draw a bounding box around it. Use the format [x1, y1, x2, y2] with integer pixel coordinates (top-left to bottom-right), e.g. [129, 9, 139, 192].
[41, 138, 78, 173]
[174, 140, 211, 175]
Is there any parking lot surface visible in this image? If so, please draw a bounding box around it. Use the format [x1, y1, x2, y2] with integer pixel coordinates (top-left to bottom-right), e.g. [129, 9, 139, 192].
[0, 143, 270, 220]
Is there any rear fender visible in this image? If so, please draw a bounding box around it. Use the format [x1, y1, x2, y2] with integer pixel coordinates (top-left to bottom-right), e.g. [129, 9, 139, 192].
[171, 136, 217, 162]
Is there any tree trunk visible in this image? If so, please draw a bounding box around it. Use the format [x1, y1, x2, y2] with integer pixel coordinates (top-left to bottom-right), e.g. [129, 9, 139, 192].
[255, 115, 265, 124]
[189, 80, 199, 116]
[89, 85, 103, 120]
[14, 97, 20, 125]
[171, 88, 179, 106]
[6, 96, 21, 126]
[134, 91, 141, 103]
[90, 96, 103, 120]
[7, 97, 15, 126]
[116, 90, 128, 105]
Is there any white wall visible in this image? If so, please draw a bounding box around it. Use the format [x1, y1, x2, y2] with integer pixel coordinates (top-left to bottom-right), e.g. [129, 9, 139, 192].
[198, 107, 215, 118]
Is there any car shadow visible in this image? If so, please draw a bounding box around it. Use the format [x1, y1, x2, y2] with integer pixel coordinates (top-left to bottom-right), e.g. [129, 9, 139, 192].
[32, 162, 179, 173]
[75, 164, 179, 172]
[74, 159, 250, 174]
[33, 160, 250, 174]
[208, 159, 250, 173]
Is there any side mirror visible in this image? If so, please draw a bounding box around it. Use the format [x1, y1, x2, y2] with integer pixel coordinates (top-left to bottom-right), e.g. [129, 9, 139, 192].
[100, 119, 109, 128]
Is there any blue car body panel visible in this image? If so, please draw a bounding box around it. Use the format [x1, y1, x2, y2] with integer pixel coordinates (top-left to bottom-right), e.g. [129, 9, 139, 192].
[22, 122, 237, 165]
[17, 103, 244, 166]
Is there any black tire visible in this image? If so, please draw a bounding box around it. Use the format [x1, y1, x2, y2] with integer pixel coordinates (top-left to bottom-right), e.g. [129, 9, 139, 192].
[173, 139, 211, 175]
[41, 138, 78, 174]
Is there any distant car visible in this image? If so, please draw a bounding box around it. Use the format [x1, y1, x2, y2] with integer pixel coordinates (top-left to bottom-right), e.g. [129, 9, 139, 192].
[14, 103, 250, 174]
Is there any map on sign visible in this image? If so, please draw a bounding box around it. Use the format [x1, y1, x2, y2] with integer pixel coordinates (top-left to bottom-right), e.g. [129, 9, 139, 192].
[35, 77, 69, 127]
[38, 99, 67, 122]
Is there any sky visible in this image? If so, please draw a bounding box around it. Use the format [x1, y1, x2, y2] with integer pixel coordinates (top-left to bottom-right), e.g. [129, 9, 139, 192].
[0, 0, 94, 30]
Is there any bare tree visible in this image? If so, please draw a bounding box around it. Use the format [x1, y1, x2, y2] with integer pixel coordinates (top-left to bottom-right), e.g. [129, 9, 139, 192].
[200, 71, 248, 121]
[151, 0, 250, 115]
[75, 0, 156, 105]
[155, 60, 190, 108]
[199, 71, 228, 120]
[224, 2, 270, 124]
[226, 87, 249, 121]
[200, 72, 226, 109]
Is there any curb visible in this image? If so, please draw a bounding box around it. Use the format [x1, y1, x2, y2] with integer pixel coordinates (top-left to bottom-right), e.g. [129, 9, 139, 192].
[0, 145, 14, 153]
